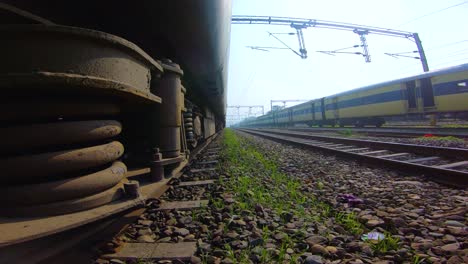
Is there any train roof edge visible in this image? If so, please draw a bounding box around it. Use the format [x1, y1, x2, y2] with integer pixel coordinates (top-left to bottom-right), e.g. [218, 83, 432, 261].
[266, 63, 468, 116]
[330, 63, 468, 99]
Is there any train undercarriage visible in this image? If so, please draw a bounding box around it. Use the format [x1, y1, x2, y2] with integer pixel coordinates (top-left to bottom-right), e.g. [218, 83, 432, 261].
[0, 0, 231, 253]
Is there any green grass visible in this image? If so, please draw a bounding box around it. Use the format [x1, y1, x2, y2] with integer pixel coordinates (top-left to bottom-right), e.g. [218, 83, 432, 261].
[367, 232, 400, 255]
[417, 135, 465, 143]
[209, 129, 374, 262]
[224, 244, 236, 260]
[337, 128, 354, 137]
[334, 211, 364, 235]
[440, 124, 468, 128]
[411, 254, 426, 264]
[211, 198, 225, 210]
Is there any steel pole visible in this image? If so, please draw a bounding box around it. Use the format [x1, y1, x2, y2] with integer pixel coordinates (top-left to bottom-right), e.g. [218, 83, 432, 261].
[413, 33, 429, 72]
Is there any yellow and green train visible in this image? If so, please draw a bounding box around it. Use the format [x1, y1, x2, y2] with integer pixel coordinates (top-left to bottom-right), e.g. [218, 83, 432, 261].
[242, 63, 468, 128]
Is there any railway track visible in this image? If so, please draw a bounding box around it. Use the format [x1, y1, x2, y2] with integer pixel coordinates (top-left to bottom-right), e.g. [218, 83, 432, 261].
[238, 128, 468, 188]
[281, 127, 468, 138]
[94, 138, 223, 263]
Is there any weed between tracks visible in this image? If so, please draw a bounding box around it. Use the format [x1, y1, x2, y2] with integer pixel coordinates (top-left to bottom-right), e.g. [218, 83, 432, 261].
[416, 135, 465, 143]
[368, 231, 400, 255]
[208, 129, 369, 263]
[222, 129, 332, 221]
[336, 128, 354, 137]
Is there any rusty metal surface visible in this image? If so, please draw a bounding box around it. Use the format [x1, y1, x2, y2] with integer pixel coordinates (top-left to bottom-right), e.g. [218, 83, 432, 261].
[0, 24, 164, 104]
[0, 181, 126, 217]
[101, 242, 197, 261]
[0, 101, 121, 121]
[1, 141, 124, 183]
[0, 120, 122, 151]
[0, 193, 145, 248]
[0, 10, 227, 261]
[0, 217, 118, 264]
[240, 129, 468, 188]
[0, 131, 218, 261]
[0, 24, 162, 89]
[1, 1, 232, 118]
[0, 72, 162, 104]
[157, 61, 183, 158]
[0, 2, 54, 25]
[0, 161, 127, 206]
[152, 155, 185, 167]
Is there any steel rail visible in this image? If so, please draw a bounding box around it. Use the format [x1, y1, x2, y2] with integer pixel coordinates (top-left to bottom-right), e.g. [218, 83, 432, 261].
[251, 129, 468, 159]
[286, 127, 468, 138]
[238, 129, 468, 188]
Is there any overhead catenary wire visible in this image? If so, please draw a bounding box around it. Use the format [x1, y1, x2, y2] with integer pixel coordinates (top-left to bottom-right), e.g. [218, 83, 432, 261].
[431, 57, 468, 68]
[429, 48, 468, 60]
[395, 55, 468, 76]
[426, 40, 468, 51]
[267, 31, 304, 58]
[395, 1, 468, 28]
[233, 15, 429, 70]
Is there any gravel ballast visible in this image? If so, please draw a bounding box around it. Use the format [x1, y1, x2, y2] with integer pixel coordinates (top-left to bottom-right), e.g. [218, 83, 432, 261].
[236, 130, 467, 263]
[99, 130, 467, 264]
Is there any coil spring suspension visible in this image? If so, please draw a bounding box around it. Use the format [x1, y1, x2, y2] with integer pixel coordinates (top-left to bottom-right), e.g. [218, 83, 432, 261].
[0, 24, 165, 217]
[0, 100, 127, 217]
[184, 109, 196, 148]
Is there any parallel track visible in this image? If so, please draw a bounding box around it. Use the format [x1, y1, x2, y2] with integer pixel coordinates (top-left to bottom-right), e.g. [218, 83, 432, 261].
[278, 127, 468, 138]
[239, 128, 468, 188]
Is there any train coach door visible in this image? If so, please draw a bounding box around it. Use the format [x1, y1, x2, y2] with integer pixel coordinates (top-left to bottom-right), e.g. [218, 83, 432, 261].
[420, 78, 435, 108]
[320, 98, 326, 125]
[288, 108, 293, 126]
[311, 102, 316, 123]
[332, 97, 339, 120]
[405, 80, 417, 111]
[273, 111, 277, 127]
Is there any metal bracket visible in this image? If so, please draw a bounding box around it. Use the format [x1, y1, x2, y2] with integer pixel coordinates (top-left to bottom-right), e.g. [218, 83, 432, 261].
[353, 29, 371, 63]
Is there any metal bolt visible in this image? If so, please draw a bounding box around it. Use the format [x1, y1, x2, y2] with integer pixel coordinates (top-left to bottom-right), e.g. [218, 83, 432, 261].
[124, 180, 141, 199]
[151, 147, 164, 182]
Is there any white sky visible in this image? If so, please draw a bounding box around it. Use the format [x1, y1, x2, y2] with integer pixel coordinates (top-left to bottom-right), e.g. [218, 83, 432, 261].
[226, 0, 468, 125]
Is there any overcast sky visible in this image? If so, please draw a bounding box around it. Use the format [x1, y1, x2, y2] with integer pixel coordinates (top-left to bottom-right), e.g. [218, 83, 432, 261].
[226, 0, 468, 125]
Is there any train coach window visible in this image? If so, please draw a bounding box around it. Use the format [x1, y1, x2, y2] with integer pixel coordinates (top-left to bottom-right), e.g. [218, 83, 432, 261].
[420, 78, 435, 107]
[457, 82, 468, 92]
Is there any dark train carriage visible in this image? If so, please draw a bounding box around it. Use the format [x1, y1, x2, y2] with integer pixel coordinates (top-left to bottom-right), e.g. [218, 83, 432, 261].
[0, 0, 232, 250]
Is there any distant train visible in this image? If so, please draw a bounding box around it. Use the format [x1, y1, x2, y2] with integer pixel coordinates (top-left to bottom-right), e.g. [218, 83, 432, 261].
[241, 63, 468, 128]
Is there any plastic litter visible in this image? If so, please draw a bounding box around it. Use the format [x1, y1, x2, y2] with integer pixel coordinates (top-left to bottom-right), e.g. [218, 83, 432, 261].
[361, 231, 385, 241]
[337, 193, 363, 207]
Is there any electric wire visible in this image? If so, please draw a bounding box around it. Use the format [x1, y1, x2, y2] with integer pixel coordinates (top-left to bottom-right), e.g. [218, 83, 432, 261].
[426, 40, 468, 51]
[395, 1, 468, 28]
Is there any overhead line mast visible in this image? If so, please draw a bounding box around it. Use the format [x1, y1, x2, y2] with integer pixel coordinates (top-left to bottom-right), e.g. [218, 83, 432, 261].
[232, 15, 429, 72]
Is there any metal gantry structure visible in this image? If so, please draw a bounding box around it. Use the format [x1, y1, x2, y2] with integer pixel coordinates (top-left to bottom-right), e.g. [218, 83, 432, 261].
[226, 105, 265, 126]
[232, 15, 429, 72]
[228, 105, 265, 115]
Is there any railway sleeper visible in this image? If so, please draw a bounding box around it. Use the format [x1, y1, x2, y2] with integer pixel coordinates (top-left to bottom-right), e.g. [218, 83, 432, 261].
[240, 129, 468, 187]
[100, 142, 221, 262]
